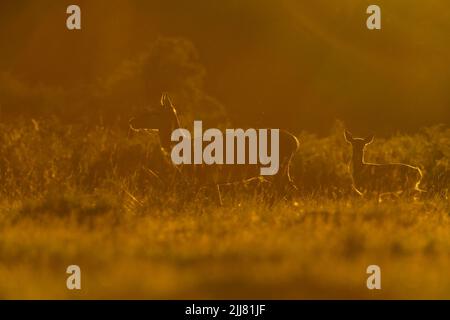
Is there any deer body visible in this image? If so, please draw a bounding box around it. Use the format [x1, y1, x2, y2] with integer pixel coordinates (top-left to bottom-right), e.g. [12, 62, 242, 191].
[130, 93, 299, 203]
[345, 131, 423, 197]
[170, 131, 297, 186]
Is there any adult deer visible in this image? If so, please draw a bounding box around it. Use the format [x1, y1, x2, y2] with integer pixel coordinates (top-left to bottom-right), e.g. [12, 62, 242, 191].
[344, 130, 424, 200]
[129, 93, 299, 204]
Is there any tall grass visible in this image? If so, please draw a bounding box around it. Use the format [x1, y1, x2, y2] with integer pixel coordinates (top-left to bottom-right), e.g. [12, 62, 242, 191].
[0, 118, 449, 299]
[1, 118, 449, 201]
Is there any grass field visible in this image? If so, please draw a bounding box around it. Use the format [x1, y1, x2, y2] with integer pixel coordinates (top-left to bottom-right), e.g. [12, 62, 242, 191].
[0, 119, 449, 299]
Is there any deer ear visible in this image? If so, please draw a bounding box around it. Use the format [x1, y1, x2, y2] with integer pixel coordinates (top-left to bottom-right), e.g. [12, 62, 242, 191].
[365, 135, 374, 145]
[160, 92, 173, 109]
[160, 93, 166, 107]
[344, 130, 353, 142]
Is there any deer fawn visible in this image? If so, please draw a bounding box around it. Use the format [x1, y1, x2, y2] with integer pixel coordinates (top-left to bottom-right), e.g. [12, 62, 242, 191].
[344, 130, 424, 200]
[129, 93, 299, 204]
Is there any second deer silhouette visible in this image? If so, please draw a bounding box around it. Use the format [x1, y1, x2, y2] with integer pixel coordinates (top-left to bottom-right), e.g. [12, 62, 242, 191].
[344, 130, 424, 199]
[129, 93, 299, 205]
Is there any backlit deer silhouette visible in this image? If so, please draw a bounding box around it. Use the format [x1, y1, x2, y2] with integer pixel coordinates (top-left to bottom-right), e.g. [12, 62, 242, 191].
[344, 130, 424, 200]
[129, 93, 299, 204]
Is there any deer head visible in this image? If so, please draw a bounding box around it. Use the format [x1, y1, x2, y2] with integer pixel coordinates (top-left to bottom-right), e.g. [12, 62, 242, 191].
[129, 93, 179, 131]
[344, 130, 374, 148]
[344, 130, 374, 164]
[129, 93, 181, 150]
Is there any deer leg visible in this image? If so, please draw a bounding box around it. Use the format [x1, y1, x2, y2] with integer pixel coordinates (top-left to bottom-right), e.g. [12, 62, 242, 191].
[269, 157, 297, 202]
[271, 176, 287, 202]
[377, 192, 382, 204]
[379, 192, 400, 202]
[283, 179, 299, 201]
[402, 188, 423, 201]
[413, 188, 426, 200]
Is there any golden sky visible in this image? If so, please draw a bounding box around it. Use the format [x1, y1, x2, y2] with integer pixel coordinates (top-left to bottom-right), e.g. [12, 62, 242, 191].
[0, 0, 449, 134]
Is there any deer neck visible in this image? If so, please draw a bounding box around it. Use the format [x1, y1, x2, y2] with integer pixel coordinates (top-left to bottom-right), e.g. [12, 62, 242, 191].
[351, 148, 365, 172]
[159, 112, 181, 152]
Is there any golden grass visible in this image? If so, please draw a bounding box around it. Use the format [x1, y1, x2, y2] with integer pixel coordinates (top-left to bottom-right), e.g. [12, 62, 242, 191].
[0, 119, 449, 299]
[1, 197, 449, 299]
